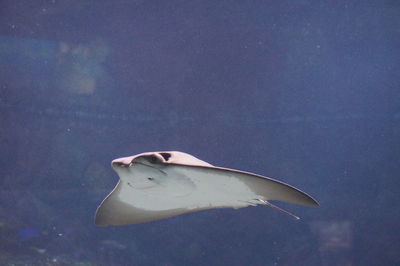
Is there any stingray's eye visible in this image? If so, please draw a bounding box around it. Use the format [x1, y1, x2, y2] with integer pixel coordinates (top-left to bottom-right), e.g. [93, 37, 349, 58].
[147, 177, 154, 181]
[144, 155, 159, 164]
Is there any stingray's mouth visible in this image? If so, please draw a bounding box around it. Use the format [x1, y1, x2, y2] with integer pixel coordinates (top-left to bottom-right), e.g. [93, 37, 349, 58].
[126, 180, 158, 190]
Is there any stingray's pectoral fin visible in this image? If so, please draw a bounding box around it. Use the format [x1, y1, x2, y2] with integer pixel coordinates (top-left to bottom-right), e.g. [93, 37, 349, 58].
[258, 199, 300, 220]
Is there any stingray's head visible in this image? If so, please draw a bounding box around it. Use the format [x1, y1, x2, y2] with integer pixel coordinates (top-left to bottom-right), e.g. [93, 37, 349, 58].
[112, 151, 212, 173]
[110, 153, 165, 187]
[111, 152, 172, 169]
[111, 152, 195, 195]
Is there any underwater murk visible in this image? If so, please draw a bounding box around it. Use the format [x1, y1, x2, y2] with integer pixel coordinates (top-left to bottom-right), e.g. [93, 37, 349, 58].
[0, 1, 399, 265]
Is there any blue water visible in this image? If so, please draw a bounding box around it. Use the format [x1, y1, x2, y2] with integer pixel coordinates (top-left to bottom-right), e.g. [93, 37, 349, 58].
[0, 1, 399, 265]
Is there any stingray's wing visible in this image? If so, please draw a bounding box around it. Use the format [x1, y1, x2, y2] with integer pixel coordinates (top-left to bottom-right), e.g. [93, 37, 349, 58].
[95, 181, 194, 226]
[162, 152, 317, 207]
[166, 164, 319, 212]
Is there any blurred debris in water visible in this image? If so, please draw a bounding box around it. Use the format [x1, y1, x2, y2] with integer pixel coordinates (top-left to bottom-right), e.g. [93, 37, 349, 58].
[310, 220, 353, 265]
[99, 239, 126, 250]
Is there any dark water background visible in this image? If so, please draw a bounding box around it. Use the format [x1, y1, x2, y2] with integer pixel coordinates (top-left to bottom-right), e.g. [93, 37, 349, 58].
[0, 1, 399, 265]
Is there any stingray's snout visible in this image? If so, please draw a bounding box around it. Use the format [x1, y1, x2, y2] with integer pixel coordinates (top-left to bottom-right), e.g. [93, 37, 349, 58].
[111, 157, 134, 169]
[112, 161, 127, 168]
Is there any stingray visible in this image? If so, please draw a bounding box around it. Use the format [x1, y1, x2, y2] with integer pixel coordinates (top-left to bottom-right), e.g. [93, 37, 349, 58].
[95, 151, 318, 226]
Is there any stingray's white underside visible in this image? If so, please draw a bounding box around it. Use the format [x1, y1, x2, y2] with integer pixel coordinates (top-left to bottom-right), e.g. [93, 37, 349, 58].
[117, 164, 259, 211]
